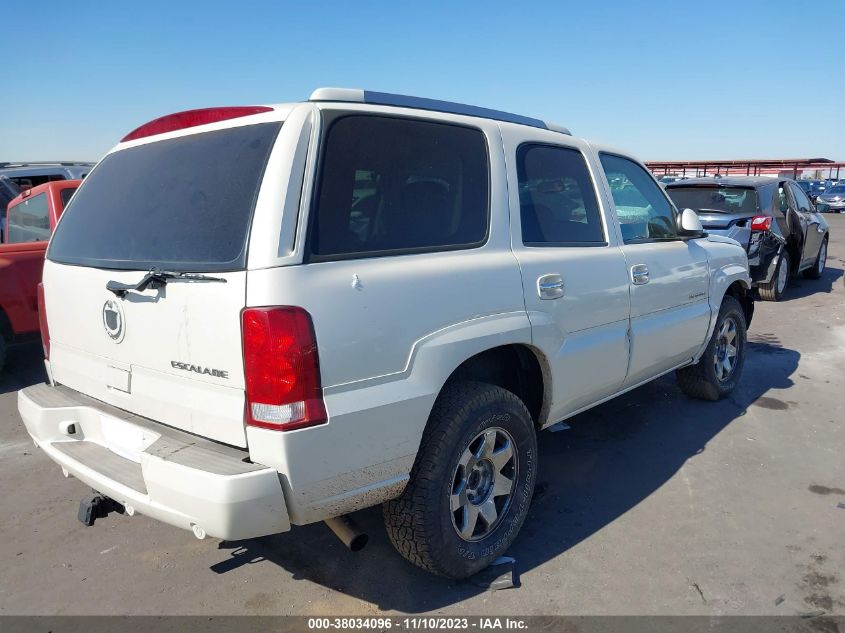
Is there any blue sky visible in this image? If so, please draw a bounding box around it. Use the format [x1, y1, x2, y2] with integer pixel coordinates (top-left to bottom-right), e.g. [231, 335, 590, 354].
[2, 0, 843, 162]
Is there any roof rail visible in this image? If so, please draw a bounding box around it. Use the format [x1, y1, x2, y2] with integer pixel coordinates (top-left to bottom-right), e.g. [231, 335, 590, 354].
[0, 161, 94, 168]
[309, 88, 570, 135]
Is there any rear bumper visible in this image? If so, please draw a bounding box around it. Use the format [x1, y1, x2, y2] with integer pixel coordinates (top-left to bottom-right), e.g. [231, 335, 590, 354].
[18, 383, 290, 540]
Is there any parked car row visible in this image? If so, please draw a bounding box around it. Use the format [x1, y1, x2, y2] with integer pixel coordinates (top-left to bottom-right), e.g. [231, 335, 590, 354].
[4, 89, 832, 579]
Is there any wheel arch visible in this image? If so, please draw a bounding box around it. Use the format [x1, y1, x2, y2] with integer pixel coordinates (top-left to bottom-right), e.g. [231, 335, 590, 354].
[441, 343, 551, 429]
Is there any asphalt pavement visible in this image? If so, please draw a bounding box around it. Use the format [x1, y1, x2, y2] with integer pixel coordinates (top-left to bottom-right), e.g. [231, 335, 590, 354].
[1, 215, 843, 616]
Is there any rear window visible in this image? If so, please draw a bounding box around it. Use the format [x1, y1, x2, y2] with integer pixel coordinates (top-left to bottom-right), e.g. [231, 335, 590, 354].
[59, 187, 77, 209]
[310, 115, 489, 260]
[48, 122, 281, 271]
[666, 186, 759, 215]
[7, 192, 51, 243]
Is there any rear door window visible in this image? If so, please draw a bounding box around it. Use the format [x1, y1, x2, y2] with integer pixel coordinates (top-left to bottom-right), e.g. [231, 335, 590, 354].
[48, 122, 281, 271]
[310, 115, 489, 260]
[789, 183, 813, 213]
[7, 192, 51, 243]
[516, 144, 605, 245]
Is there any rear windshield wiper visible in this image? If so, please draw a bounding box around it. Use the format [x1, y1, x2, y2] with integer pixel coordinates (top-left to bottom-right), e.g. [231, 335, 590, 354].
[107, 269, 227, 298]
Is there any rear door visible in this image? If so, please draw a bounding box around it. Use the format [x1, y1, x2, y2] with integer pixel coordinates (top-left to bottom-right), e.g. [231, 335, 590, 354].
[598, 153, 711, 387]
[501, 130, 631, 420]
[43, 120, 283, 447]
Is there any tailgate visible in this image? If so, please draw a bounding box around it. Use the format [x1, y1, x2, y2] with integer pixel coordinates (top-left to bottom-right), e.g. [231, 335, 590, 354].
[38, 119, 284, 448]
[43, 261, 248, 446]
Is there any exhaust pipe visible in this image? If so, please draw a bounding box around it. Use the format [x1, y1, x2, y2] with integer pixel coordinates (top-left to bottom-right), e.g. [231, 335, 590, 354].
[324, 515, 368, 552]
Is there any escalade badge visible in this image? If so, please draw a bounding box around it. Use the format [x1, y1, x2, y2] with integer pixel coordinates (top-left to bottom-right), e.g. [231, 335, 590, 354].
[102, 299, 126, 343]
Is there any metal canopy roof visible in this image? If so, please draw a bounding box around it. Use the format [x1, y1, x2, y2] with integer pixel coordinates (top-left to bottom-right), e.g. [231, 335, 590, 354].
[646, 158, 845, 178]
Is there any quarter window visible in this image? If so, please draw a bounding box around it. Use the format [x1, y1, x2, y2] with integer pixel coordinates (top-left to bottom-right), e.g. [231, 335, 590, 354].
[516, 144, 605, 245]
[310, 115, 489, 259]
[7, 192, 51, 243]
[600, 153, 678, 242]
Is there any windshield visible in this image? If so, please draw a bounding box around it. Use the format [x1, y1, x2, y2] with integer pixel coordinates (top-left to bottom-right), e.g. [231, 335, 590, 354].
[48, 122, 281, 271]
[824, 185, 845, 194]
[666, 186, 758, 215]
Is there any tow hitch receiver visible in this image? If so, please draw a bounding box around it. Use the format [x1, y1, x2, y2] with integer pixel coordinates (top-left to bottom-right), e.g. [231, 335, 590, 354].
[78, 493, 125, 526]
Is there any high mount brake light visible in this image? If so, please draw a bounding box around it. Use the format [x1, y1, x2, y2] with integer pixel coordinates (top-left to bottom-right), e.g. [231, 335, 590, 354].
[751, 216, 772, 231]
[121, 106, 273, 142]
[241, 307, 327, 432]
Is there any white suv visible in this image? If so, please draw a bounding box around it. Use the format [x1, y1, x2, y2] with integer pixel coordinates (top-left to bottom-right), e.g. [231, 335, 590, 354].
[19, 88, 753, 579]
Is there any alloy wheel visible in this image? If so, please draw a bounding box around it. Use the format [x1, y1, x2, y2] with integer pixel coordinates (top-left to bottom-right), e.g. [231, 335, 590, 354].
[713, 316, 739, 382]
[818, 242, 827, 275]
[450, 427, 517, 542]
[777, 256, 789, 294]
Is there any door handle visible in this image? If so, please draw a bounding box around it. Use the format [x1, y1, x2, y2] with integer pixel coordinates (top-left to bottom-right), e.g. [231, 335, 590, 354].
[631, 264, 650, 285]
[537, 274, 565, 299]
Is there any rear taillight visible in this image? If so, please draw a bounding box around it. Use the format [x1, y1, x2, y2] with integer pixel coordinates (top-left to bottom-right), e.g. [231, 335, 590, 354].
[241, 307, 327, 432]
[37, 282, 49, 360]
[751, 216, 772, 231]
[121, 106, 273, 142]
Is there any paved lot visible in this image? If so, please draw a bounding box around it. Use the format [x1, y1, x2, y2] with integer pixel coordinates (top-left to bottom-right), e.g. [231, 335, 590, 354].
[1, 216, 843, 616]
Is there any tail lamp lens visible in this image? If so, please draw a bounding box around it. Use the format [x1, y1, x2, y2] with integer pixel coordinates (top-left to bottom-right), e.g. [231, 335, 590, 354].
[751, 216, 772, 231]
[241, 307, 327, 432]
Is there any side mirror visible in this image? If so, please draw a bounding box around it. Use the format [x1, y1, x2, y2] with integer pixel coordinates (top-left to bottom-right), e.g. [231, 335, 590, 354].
[679, 208, 705, 236]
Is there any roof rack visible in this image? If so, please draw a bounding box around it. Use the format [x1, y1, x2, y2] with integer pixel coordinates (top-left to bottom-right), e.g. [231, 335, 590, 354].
[309, 88, 570, 135]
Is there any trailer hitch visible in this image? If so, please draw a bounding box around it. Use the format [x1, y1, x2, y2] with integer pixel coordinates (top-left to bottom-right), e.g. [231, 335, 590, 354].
[78, 493, 125, 527]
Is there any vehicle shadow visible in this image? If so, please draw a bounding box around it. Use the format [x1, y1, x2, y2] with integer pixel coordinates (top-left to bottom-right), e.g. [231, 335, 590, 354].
[783, 264, 844, 301]
[0, 341, 47, 396]
[210, 340, 799, 613]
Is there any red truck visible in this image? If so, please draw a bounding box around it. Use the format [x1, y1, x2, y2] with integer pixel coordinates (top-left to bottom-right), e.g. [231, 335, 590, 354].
[0, 180, 80, 370]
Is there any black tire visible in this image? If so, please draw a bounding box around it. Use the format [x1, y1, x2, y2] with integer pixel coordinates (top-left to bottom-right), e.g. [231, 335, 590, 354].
[676, 295, 747, 401]
[758, 250, 790, 302]
[802, 237, 827, 280]
[0, 335, 6, 372]
[384, 381, 537, 579]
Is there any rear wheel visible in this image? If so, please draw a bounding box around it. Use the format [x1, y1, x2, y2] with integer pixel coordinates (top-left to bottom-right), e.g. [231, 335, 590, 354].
[677, 295, 747, 401]
[758, 250, 790, 302]
[803, 238, 827, 280]
[0, 335, 6, 372]
[384, 381, 537, 579]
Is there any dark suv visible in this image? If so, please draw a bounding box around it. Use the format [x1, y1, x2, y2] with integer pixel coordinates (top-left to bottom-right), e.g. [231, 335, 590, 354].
[666, 177, 829, 301]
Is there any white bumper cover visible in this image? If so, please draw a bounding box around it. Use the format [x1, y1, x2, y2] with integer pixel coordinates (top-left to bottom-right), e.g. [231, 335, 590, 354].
[18, 383, 290, 540]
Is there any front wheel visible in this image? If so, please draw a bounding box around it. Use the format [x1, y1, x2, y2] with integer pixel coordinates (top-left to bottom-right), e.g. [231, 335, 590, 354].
[677, 295, 747, 401]
[383, 381, 537, 579]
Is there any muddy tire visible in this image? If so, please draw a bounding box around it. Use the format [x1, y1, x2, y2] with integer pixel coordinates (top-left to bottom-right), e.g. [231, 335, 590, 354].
[803, 237, 827, 280]
[758, 250, 789, 301]
[676, 295, 747, 401]
[383, 381, 537, 579]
